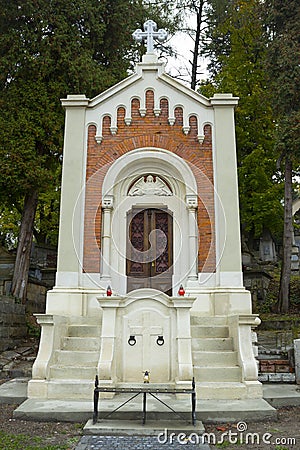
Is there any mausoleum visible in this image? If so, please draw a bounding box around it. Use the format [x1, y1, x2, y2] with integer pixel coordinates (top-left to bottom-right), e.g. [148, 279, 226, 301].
[27, 21, 265, 407]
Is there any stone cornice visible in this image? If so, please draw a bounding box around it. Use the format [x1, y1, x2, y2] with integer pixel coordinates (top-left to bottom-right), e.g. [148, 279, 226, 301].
[210, 93, 239, 107]
[61, 94, 89, 108]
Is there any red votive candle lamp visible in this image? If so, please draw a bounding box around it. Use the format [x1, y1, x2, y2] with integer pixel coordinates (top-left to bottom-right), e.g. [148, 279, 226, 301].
[178, 285, 185, 296]
[106, 285, 112, 296]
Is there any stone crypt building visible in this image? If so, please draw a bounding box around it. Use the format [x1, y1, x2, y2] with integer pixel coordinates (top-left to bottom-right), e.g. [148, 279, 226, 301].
[28, 22, 264, 405]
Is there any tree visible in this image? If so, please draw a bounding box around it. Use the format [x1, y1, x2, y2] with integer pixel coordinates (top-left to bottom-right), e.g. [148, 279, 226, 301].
[201, 0, 283, 241]
[165, 1, 209, 89]
[262, 0, 300, 312]
[0, 0, 176, 301]
[176, 0, 207, 90]
[202, 0, 300, 312]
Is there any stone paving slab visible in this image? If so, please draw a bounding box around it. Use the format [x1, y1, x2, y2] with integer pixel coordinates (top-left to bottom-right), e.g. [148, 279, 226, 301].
[83, 419, 205, 435]
[263, 383, 300, 407]
[75, 435, 211, 449]
[0, 378, 29, 404]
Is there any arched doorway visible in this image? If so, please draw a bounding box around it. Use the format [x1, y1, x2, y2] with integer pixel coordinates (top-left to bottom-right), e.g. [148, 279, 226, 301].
[100, 148, 199, 295]
[126, 207, 173, 295]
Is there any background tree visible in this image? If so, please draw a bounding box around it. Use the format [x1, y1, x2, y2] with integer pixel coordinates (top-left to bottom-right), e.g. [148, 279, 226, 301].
[262, 0, 300, 312]
[175, 0, 207, 90]
[202, 0, 300, 312]
[201, 0, 283, 241]
[165, 1, 209, 89]
[0, 0, 176, 301]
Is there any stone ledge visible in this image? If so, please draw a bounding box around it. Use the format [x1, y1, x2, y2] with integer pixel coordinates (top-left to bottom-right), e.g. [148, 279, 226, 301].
[258, 373, 296, 383]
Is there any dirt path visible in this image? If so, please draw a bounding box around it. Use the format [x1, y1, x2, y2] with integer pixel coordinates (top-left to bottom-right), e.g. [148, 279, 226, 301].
[1, 403, 299, 449]
[207, 405, 300, 449]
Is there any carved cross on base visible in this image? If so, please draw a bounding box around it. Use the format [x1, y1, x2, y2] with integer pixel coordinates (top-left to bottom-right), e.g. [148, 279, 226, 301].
[133, 20, 168, 54]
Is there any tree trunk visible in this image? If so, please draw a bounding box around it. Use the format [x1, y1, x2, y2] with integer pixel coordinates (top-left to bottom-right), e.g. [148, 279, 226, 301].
[11, 190, 38, 302]
[191, 0, 204, 90]
[278, 156, 293, 313]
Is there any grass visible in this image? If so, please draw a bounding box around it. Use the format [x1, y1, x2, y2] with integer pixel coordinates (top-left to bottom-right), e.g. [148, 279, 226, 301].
[0, 430, 76, 450]
[216, 441, 242, 447]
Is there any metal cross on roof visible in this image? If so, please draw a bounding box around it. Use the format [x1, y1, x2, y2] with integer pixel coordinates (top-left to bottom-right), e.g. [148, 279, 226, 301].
[132, 20, 168, 54]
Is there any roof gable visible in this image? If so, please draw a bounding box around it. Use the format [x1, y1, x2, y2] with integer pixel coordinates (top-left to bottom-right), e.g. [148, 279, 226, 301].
[85, 55, 213, 143]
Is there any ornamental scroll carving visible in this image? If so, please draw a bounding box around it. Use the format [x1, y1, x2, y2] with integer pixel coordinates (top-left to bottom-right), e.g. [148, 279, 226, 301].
[128, 175, 173, 197]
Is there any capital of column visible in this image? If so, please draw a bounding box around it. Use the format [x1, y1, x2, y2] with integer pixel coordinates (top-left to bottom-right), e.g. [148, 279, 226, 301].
[102, 195, 114, 209]
[186, 194, 198, 210]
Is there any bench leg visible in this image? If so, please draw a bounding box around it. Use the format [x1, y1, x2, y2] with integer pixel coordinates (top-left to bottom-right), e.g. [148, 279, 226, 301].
[93, 389, 99, 424]
[192, 378, 196, 426]
[142, 392, 147, 425]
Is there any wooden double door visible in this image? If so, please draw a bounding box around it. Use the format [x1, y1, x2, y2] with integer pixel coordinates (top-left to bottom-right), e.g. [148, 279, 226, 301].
[126, 208, 173, 295]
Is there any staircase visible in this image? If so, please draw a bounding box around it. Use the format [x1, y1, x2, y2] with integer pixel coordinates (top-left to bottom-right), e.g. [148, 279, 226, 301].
[47, 323, 101, 399]
[191, 316, 247, 400]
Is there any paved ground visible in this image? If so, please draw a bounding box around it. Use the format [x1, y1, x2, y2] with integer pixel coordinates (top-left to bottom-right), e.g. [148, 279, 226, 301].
[75, 434, 211, 449]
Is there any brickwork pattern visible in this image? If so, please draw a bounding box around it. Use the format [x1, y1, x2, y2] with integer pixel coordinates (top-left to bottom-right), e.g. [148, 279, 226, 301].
[83, 90, 215, 275]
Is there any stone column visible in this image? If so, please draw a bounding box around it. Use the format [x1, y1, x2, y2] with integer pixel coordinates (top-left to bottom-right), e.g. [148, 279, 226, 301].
[173, 297, 196, 385]
[96, 296, 122, 386]
[56, 95, 89, 287]
[28, 314, 68, 399]
[186, 195, 198, 281]
[210, 93, 242, 287]
[101, 196, 114, 280]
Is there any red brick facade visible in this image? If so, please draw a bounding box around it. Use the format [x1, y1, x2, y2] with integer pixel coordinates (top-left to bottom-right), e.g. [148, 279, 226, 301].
[83, 90, 215, 275]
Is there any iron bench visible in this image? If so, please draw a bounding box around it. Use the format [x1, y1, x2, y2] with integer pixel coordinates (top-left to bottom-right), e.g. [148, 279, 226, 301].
[93, 375, 196, 426]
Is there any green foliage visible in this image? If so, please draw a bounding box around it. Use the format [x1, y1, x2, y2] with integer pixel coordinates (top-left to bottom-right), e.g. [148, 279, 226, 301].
[0, 205, 21, 249]
[261, 273, 280, 313]
[216, 442, 230, 448]
[202, 0, 283, 238]
[262, 0, 300, 312]
[33, 165, 61, 246]
[238, 147, 284, 238]
[290, 276, 300, 306]
[262, 0, 300, 170]
[0, 0, 177, 251]
[0, 431, 74, 450]
[263, 274, 300, 313]
[26, 314, 41, 338]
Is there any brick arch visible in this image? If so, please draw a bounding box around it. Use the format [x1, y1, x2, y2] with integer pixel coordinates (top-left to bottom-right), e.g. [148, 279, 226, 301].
[160, 98, 169, 118]
[84, 119, 215, 274]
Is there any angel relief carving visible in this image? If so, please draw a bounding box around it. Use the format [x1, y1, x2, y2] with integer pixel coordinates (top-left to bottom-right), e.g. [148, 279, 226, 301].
[128, 174, 173, 197]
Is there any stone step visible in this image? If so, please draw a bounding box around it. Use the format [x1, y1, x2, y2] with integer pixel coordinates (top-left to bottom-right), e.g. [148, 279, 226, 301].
[191, 316, 227, 326]
[193, 366, 242, 382]
[192, 351, 238, 366]
[54, 350, 98, 365]
[191, 325, 229, 338]
[46, 380, 95, 399]
[192, 337, 234, 351]
[83, 419, 206, 436]
[13, 396, 277, 423]
[50, 366, 97, 380]
[62, 337, 100, 351]
[68, 325, 101, 337]
[196, 382, 247, 400]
